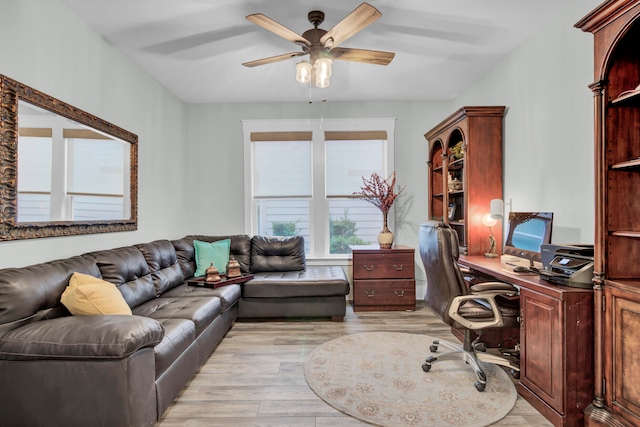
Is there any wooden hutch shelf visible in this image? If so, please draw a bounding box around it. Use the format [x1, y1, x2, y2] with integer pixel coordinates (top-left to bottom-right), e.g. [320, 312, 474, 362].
[425, 106, 505, 256]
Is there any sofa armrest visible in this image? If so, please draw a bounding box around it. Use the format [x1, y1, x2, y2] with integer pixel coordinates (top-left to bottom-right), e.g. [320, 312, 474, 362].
[0, 315, 164, 361]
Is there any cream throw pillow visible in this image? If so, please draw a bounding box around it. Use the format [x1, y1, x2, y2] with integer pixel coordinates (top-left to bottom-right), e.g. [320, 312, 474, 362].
[61, 272, 132, 315]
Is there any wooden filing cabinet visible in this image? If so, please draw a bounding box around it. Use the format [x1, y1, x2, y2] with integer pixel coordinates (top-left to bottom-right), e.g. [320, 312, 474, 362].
[518, 283, 594, 427]
[349, 245, 416, 312]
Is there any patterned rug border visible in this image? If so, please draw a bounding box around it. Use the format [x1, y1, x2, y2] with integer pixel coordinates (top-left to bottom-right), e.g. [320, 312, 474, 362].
[304, 332, 517, 427]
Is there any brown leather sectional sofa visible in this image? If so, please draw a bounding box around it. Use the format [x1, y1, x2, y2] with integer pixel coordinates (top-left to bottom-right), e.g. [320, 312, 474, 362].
[0, 234, 349, 426]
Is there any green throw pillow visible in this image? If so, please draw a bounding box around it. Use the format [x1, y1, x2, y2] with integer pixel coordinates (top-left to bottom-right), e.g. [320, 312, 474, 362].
[193, 239, 231, 277]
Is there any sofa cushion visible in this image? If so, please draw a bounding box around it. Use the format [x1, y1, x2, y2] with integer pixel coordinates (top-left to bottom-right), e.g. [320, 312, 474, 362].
[243, 266, 349, 298]
[153, 318, 196, 377]
[84, 246, 156, 309]
[136, 240, 185, 295]
[0, 256, 101, 325]
[162, 283, 241, 313]
[0, 315, 163, 361]
[61, 273, 132, 316]
[132, 296, 221, 337]
[172, 235, 252, 278]
[250, 235, 306, 273]
[194, 239, 231, 277]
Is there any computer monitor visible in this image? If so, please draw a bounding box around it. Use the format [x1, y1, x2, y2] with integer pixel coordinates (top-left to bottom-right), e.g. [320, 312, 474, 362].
[503, 212, 554, 266]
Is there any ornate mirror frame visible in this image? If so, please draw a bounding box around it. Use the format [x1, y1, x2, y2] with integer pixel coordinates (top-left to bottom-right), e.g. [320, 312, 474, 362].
[0, 74, 138, 241]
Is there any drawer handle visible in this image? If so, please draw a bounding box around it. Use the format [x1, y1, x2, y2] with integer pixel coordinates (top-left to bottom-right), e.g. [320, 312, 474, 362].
[394, 290, 405, 297]
[393, 264, 404, 271]
[364, 290, 375, 298]
[363, 265, 374, 271]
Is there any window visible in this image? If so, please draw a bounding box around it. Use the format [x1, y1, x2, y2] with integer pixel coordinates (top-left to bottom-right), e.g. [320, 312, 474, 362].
[243, 118, 396, 259]
[66, 135, 128, 220]
[17, 102, 130, 222]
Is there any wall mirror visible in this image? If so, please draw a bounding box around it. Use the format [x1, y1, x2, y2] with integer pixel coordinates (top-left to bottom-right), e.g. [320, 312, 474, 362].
[0, 74, 138, 240]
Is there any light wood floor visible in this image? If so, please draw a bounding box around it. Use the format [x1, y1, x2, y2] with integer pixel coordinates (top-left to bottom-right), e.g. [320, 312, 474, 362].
[157, 302, 553, 426]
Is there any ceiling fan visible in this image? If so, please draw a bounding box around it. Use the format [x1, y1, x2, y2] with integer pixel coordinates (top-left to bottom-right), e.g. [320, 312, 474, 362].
[242, 2, 395, 88]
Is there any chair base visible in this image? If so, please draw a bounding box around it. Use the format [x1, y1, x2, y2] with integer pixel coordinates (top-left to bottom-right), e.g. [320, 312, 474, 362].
[422, 337, 520, 392]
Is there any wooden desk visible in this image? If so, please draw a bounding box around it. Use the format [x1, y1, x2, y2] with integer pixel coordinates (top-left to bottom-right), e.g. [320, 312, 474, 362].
[459, 255, 594, 427]
[459, 255, 547, 288]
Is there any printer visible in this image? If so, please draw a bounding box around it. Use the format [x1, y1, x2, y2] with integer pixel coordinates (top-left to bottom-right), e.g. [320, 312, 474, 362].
[538, 244, 595, 289]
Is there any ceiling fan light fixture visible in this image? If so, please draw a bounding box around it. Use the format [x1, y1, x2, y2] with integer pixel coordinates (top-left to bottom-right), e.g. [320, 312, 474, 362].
[314, 57, 333, 79]
[315, 73, 330, 88]
[295, 60, 312, 83]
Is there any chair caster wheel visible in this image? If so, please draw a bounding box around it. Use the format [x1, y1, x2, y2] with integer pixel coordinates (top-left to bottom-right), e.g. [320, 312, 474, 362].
[511, 369, 520, 379]
[422, 363, 431, 372]
[429, 344, 438, 352]
[474, 381, 486, 392]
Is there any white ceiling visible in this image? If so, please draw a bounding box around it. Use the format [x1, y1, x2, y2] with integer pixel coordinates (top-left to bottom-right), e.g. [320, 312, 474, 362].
[58, 0, 559, 104]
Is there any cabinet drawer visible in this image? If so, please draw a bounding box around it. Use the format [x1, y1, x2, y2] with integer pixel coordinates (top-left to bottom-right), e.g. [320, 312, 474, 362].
[353, 280, 415, 306]
[352, 253, 414, 280]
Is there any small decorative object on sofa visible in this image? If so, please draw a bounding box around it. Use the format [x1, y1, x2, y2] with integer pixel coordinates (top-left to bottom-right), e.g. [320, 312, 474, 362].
[205, 262, 221, 282]
[353, 171, 406, 249]
[226, 256, 242, 278]
[193, 238, 231, 276]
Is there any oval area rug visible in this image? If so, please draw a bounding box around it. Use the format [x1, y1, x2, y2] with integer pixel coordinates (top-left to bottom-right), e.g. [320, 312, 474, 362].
[304, 332, 517, 427]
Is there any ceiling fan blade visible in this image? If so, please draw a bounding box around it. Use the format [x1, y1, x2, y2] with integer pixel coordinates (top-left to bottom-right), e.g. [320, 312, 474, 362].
[320, 3, 381, 49]
[242, 52, 306, 67]
[330, 48, 395, 66]
[246, 13, 311, 47]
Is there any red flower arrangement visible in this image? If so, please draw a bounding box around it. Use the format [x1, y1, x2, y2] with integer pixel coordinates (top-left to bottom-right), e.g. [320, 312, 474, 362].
[353, 171, 406, 214]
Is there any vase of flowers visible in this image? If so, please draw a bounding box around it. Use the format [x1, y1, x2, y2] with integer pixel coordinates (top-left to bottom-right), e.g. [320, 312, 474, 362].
[353, 171, 406, 249]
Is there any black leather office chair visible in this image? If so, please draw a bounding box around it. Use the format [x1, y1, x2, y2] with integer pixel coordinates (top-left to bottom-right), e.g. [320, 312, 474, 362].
[418, 221, 520, 392]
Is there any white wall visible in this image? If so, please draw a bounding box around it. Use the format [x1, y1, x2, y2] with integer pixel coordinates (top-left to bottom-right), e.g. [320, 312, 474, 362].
[0, 0, 189, 268]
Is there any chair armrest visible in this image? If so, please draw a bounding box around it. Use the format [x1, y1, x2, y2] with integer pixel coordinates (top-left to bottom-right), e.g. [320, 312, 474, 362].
[469, 281, 518, 294]
[449, 289, 510, 330]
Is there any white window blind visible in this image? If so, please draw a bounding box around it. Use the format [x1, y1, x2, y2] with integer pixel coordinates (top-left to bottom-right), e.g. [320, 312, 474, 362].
[252, 134, 312, 198]
[326, 133, 386, 197]
[17, 135, 52, 192]
[67, 137, 125, 196]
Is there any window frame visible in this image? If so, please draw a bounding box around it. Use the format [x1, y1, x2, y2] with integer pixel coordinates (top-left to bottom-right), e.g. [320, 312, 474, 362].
[242, 118, 396, 260]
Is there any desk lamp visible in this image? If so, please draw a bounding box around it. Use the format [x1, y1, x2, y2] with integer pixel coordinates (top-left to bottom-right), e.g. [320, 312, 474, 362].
[490, 198, 512, 220]
[481, 213, 499, 258]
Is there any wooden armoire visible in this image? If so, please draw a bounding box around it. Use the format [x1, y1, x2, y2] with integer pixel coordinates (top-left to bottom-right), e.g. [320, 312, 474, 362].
[576, 1, 640, 426]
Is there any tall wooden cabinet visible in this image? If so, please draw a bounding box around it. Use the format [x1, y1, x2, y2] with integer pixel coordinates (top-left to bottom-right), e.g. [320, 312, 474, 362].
[576, 2, 640, 426]
[425, 107, 505, 256]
